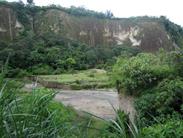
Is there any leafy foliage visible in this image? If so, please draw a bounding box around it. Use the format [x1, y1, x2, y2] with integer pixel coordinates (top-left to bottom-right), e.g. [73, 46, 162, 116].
[0, 33, 140, 77]
[112, 51, 175, 95]
[0, 81, 77, 137]
[141, 120, 183, 138]
[112, 50, 183, 129]
[135, 78, 183, 125]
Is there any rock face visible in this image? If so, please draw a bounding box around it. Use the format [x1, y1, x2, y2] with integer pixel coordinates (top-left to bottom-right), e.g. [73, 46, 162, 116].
[0, 6, 24, 40]
[0, 5, 178, 51]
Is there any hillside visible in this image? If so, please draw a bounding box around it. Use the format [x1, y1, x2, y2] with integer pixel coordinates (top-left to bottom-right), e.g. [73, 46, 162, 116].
[0, 2, 183, 52]
[0, 1, 183, 138]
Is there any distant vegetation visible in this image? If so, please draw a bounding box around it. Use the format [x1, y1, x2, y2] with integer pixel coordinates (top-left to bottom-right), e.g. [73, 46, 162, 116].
[45, 5, 114, 19]
[160, 16, 183, 48]
[0, 1, 114, 20]
[0, 32, 140, 77]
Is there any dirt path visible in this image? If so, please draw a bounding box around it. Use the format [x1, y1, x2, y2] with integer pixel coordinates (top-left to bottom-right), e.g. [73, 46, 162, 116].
[55, 89, 119, 119]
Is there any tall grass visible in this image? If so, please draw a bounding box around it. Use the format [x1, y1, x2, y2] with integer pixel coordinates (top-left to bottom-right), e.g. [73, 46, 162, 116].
[0, 73, 103, 137]
[0, 66, 83, 137]
[0, 84, 61, 137]
[83, 106, 141, 138]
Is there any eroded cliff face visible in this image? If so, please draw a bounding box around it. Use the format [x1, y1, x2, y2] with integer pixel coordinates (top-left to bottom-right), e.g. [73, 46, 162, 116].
[0, 6, 23, 40]
[0, 6, 174, 51]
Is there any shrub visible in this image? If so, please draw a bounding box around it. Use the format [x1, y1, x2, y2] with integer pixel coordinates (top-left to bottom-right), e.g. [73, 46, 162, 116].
[170, 51, 183, 77]
[75, 79, 81, 84]
[141, 120, 183, 138]
[88, 73, 95, 78]
[112, 52, 175, 95]
[31, 64, 54, 75]
[101, 110, 140, 138]
[5, 68, 21, 78]
[16, 69, 30, 78]
[135, 78, 183, 125]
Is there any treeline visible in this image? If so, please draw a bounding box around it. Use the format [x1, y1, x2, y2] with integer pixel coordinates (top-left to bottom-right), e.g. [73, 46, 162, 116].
[0, 1, 114, 22]
[45, 5, 114, 19]
[0, 33, 140, 77]
[160, 16, 183, 48]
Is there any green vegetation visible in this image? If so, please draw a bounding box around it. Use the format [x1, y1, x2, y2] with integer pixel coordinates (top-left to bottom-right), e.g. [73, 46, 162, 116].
[0, 75, 76, 137]
[112, 49, 183, 136]
[0, 1, 183, 137]
[0, 72, 108, 137]
[141, 120, 183, 137]
[0, 71, 144, 138]
[40, 69, 113, 89]
[112, 51, 176, 95]
[0, 32, 140, 77]
[0, 1, 114, 23]
[160, 16, 183, 48]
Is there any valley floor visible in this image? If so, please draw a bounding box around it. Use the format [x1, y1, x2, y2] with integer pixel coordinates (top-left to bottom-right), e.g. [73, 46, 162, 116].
[24, 69, 119, 119]
[55, 89, 119, 119]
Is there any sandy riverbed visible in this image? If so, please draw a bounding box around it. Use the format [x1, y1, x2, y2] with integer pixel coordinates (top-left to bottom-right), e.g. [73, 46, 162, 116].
[55, 89, 119, 119]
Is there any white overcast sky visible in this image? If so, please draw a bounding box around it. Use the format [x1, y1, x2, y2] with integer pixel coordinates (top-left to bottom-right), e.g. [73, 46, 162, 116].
[7, 0, 183, 26]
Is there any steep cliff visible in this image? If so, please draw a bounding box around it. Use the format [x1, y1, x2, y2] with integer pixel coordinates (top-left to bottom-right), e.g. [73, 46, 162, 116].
[0, 6, 23, 40]
[37, 10, 176, 51]
[0, 2, 183, 52]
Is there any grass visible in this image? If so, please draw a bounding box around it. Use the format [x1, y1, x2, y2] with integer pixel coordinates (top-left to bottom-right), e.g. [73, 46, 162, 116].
[0, 77, 121, 138]
[39, 69, 113, 89]
[0, 81, 102, 137]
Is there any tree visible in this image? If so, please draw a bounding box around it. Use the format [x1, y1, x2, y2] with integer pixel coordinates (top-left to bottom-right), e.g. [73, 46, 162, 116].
[27, 0, 33, 5]
[105, 10, 114, 18]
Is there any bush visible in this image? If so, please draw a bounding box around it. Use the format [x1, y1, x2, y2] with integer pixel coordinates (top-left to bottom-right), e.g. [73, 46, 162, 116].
[135, 78, 183, 125]
[88, 73, 95, 78]
[170, 51, 183, 77]
[112, 52, 175, 95]
[31, 64, 54, 75]
[141, 120, 183, 138]
[16, 69, 30, 78]
[53, 68, 64, 74]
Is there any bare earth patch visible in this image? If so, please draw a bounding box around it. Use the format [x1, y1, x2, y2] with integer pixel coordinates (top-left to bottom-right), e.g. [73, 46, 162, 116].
[55, 90, 119, 119]
[24, 83, 135, 120]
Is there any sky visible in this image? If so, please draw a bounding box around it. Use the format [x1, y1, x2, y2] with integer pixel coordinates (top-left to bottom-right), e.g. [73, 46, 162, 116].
[7, 0, 183, 26]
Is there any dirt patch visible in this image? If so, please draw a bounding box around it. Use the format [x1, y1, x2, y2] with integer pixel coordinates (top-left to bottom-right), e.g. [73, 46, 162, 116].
[55, 90, 119, 119]
[24, 82, 135, 120]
